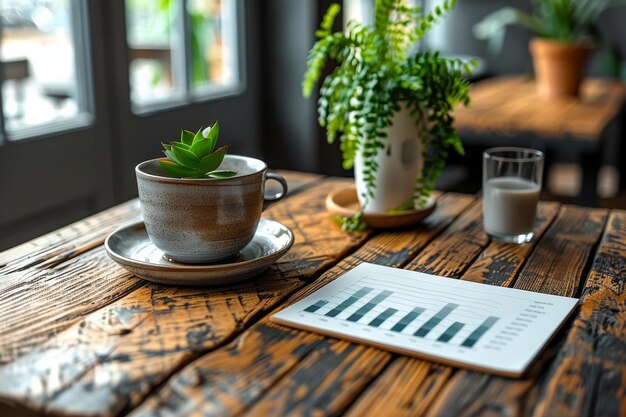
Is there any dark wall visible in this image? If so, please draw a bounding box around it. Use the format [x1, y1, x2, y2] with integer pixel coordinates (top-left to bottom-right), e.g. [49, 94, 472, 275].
[262, 0, 353, 177]
[426, 0, 626, 77]
[261, 0, 320, 173]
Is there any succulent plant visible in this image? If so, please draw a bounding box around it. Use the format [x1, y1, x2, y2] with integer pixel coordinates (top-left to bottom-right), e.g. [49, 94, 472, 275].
[159, 121, 237, 179]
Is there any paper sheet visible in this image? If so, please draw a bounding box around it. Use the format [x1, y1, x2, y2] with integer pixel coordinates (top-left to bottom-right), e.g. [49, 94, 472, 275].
[271, 263, 578, 377]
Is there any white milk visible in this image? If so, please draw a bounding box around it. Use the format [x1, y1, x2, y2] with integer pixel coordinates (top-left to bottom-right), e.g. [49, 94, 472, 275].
[483, 177, 540, 237]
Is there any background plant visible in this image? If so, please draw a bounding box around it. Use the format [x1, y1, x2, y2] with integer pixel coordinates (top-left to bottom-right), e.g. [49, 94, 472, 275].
[474, 0, 626, 52]
[159, 121, 237, 178]
[303, 0, 472, 219]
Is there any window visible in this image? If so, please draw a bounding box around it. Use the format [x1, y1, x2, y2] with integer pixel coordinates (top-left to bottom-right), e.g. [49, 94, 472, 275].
[0, 0, 91, 140]
[125, 0, 243, 112]
[344, 0, 373, 26]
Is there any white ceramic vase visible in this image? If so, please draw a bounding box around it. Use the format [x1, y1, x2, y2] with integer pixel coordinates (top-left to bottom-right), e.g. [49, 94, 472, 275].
[354, 105, 424, 213]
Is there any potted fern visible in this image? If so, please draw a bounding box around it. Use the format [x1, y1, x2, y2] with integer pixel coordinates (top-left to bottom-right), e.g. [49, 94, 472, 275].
[474, 0, 626, 97]
[303, 0, 471, 229]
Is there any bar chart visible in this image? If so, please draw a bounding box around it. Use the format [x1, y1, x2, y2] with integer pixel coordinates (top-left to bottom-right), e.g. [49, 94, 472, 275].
[272, 263, 578, 376]
[301, 287, 501, 349]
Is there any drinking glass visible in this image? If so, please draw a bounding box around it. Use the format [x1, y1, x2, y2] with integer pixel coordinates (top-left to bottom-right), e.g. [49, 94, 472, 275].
[483, 147, 544, 244]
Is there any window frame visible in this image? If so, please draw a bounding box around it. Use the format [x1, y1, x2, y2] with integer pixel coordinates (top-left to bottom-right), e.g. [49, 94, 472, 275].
[128, 0, 247, 115]
[0, 0, 95, 143]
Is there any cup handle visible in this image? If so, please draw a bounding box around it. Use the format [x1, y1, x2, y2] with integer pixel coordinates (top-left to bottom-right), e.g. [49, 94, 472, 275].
[263, 172, 288, 211]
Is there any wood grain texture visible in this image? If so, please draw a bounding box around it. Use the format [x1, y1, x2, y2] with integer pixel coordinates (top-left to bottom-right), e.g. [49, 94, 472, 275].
[131, 322, 324, 417]
[344, 359, 452, 417]
[236, 197, 491, 417]
[0, 170, 320, 273]
[0, 200, 142, 275]
[1, 172, 623, 417]
[404, 197, 488, 276]
[127, 193, 475, 417]
[291, 192, 477, 301]
[462, 201, 561, 287]
[532, 210, 626, 417]
[242, 340, 390, 417]
[0, 178, 368, 417]
[0, 171, 321, 367]
[513, 205, 608, 296]
[422, 204, 609, 417]
[0, 247, 143, 364]
[343, 201, 561, 417]
[454, 76, 626, 140]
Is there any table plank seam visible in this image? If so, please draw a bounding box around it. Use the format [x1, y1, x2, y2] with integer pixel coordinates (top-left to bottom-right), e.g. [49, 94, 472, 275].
[0, 173, 326, 274]
[152, 192, 476, 417]
[500, 204, 562, 291]
[573, 215, 608, 300]
[347, 201, 556, 415]
[340, 200, 562, 416]
[0, 177, 371, 416]
[0, 173, 328, 368]
[421, 204, 609, 417]
[124, 193, 475, 415]
[245, 195, 484, 416]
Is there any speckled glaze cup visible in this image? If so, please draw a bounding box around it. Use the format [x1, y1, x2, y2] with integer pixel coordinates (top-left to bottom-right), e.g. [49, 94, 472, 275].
[136, 155, 287, 263]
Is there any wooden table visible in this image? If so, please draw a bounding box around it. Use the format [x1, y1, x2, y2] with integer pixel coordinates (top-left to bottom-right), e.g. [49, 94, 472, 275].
[454, 76, 626, 206]
[0, 171, 624, 417]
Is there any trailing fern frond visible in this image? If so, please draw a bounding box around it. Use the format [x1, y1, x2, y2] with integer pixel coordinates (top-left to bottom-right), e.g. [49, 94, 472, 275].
[303, 0, 472, 228]
[317, 3, 341, 38]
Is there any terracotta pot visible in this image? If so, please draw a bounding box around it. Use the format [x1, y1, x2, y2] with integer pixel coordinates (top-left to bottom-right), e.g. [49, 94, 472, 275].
[529, 38, 593, 98]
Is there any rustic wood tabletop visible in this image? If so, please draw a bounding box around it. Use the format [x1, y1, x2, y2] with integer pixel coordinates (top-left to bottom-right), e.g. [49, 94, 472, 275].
[454, 76, 626, 141]
[0, 171, 624, 417]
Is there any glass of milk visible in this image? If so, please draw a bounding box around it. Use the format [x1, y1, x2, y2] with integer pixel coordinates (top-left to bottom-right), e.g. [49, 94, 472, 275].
[483, 147, 544, 244]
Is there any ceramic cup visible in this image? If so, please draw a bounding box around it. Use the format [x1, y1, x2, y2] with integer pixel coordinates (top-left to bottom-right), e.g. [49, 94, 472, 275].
[136, 155, 288, 263]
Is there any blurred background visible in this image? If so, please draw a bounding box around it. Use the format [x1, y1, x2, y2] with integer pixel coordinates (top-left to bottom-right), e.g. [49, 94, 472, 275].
[1, 0, 625, 250]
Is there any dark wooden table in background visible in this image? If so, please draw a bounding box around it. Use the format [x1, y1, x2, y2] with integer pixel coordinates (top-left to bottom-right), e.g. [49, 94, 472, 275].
[0, 171, 624, 417]
[454, 76, 626, 206]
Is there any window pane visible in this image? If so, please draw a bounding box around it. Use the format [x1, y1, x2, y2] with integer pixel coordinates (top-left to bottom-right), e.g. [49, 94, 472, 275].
[344, 0, 373, 26]
[0, 0, 87, 135]
[188, 0, 238, 92]
[126, 0, 183, 106]
[125, 0, 241, 110]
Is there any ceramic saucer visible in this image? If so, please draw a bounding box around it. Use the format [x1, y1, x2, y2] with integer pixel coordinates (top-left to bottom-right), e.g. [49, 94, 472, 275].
[105, 218, 294, 286]
[325, 185, 436, 228]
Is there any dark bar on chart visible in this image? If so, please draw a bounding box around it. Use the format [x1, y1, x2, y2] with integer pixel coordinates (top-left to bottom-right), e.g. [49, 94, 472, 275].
[368, 307, 398, 327]
[437, 322, 465, 342]
[347, 290, 393, 322]
[325, 287, 374, 317]
[414, 303, 459, 337]
[462, 316, 499, 347]
[303, 300, 328, 313]
[391, 307, 425, 332]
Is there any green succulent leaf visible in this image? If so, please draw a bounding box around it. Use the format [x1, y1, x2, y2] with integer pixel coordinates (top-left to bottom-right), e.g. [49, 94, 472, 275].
[198, 146, 227, 173]
[203, 121, 219, 152]
[159, 160, 201, 178]
[208, 170, 237, 178]
[164, 149, 183, 166]
[171, 142, 192, 151]
[192, 128, 204, 145]
[160, 120, 236, 178]
[190, 137, 213, 159]
[171, 145, 200, 169]
[180, 130, 195, 146]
